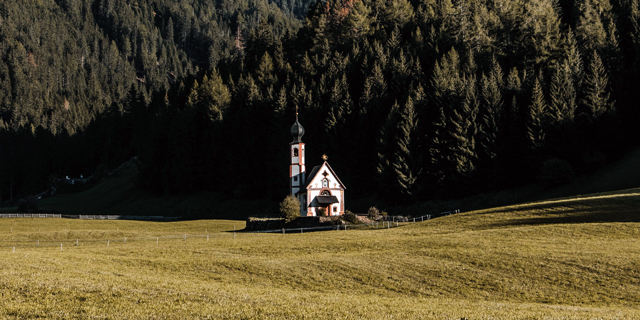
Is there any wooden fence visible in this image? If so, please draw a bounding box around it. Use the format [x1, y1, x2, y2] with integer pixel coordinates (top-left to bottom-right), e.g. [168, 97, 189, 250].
[75, 215, 181, 221]
[0, 213, 61, 218]
[0, 213, 180, 221]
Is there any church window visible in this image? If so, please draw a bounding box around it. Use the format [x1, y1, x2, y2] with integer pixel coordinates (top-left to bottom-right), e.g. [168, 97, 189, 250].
[293, 176, 297, 181]
[322, 179, 328, 187]
[293, 148, 299, 157]
[321, 190, 331, 196]
[333, 206, 337, 213]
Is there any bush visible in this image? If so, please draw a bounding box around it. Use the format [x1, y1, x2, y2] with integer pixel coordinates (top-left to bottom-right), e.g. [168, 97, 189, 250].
[538, 158, 575, 188]
[17, 196, 39, 213]
[367, 206, 380, 219]
[316, 207, 326, 217]
[279, 195, 300, 222]
[343, 210, 358, 224]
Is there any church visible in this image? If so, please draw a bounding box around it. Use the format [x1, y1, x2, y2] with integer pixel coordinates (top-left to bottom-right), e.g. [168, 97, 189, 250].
[289, 111, 346, 217]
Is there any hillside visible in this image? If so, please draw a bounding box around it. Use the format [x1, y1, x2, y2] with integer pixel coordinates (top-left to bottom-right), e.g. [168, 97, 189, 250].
[3, 0, 640, 205]
[1, 187, 639, 318]
[37, 162, 275, 219]
[31, 142, 640, 222]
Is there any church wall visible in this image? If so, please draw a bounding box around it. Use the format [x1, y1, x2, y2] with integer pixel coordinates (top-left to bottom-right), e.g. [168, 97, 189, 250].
[306, 186, 343, 216]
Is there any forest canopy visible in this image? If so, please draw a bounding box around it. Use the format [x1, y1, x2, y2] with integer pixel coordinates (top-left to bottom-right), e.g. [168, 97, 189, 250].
[0, 0, 639, 206]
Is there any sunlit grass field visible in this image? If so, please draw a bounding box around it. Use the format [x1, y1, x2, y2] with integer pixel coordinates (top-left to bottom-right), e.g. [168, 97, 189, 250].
[1, 189, 639, 318]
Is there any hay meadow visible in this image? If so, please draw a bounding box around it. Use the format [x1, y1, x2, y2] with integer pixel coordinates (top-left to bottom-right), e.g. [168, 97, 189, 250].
[1, 190, 640, 319]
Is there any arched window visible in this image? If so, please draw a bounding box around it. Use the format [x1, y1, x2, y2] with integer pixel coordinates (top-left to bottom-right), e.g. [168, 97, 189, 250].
[321, 190, 331, 196]
[322, 179, 328, 187]
[293, 148, 299, 157]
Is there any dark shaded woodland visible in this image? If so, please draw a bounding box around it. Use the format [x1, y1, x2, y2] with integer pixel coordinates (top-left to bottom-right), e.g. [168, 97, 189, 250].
[0, 0, 638, 207]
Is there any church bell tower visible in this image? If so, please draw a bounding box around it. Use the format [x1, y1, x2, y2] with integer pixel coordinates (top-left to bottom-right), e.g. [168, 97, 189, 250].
[290, 107, 306, 197]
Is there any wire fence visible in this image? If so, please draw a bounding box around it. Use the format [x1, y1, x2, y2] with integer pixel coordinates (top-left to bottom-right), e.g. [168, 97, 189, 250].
[1, 210, 461, 252]
[0, 213, 61, 218]
[0, 214, 180, 221]
[0, 232, 236, 250]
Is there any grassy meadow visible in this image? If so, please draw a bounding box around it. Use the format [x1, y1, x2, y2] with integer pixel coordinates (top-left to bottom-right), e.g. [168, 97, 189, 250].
[1, 189, 639, 318]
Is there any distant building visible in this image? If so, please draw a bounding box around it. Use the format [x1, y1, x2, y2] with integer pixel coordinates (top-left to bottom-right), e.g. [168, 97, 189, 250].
[289, 110, 346, 216]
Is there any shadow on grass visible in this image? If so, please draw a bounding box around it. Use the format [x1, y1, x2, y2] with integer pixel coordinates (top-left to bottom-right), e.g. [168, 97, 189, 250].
[486, 201, 640, 228]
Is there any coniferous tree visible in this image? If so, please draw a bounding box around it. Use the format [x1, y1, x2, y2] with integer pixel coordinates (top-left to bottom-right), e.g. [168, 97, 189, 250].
[576, 0, 608, 54]
[527, 78, 546, 153]
[549, 60, 577, 124]
[446, 74, 478, 191]
[391, 97, 419, 201]
[478, 57, 503, 187]
[581, 51, 614, 122]
[376, 102, 400, 198]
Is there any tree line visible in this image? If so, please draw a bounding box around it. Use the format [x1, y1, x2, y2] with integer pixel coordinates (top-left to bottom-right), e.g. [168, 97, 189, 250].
[0, 0, 639, 207]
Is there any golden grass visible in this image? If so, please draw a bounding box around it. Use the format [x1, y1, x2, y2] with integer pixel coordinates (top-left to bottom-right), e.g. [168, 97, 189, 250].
[1, 191, 640, 318]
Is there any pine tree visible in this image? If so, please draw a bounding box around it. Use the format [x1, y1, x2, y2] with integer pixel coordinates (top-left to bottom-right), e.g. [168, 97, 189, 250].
[376, 102, 400, 197]
[564, 29, 584, 90]
[391, 97, 419, 200]
[478, 57, 503, 186]
[526, 78, 546, 152]
[549, 60, 577, 124]
[581, 51, 613, 122]
[576, 0, 608, 54]
[446, 74, 478, 188]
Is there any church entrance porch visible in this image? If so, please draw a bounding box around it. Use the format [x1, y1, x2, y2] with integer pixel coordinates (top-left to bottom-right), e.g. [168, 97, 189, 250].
[310, 195, 339, 216]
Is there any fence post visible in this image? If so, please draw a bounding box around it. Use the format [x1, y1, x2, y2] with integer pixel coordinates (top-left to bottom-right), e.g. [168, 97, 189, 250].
[183, 234, 186, 241]
[301, 228, 303, 234]
[37, 240, 39, 246]
[157, 237, 159, 244]
[60, 243, 63, 251]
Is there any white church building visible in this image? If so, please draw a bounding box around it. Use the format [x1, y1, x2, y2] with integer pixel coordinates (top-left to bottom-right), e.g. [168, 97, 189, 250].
[289, 111, 346, 216]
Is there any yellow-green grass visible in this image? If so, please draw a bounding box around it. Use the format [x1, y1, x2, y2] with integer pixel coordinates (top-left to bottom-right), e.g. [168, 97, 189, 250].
[1, 191, 640, 318]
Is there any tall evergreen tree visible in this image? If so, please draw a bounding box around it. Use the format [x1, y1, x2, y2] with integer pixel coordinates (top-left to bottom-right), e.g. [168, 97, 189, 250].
[478, 57, 503, 187]
[527, 78, 546, 153]
[391, 97, 420, 201]
[549, 60, 577, 124]
[581, 51, 614, 122]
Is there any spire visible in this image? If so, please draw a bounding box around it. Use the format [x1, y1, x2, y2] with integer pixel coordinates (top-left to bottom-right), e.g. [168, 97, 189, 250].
[291, 105, 305, 143]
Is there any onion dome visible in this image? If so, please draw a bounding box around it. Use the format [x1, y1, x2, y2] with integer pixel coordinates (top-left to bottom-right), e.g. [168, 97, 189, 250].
[291, 107, 305, 143]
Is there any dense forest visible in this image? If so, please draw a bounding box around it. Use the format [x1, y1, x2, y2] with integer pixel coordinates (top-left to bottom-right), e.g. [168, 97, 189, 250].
[1, 0, 639, 207]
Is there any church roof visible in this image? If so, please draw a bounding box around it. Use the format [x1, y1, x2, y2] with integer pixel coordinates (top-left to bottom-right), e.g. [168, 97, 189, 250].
[298, 161, 346, 193]
[300, 165, 321, 191]
[291, 107, 305, 143]
[311, 195, 339, 207]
